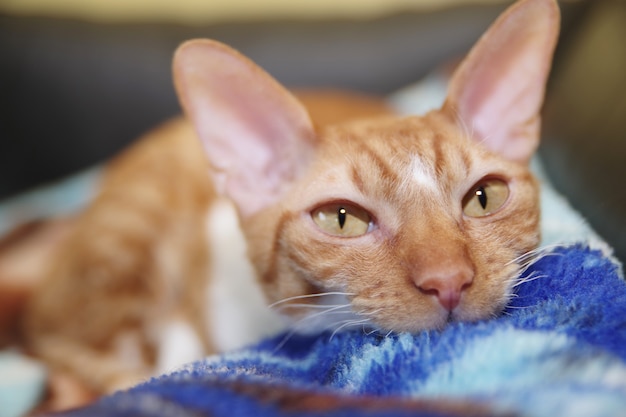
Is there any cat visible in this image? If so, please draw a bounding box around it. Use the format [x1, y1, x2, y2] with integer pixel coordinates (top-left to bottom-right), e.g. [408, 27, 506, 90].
[20, 0, 559, 396]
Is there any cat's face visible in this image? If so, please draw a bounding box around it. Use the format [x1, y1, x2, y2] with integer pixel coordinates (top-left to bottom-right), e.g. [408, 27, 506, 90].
[173, 0, 559, 332]
[243, 111, 540, 332]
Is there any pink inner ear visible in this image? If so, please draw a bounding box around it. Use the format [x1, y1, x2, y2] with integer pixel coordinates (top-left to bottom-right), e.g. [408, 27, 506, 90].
[173, 40, 316, 217]
[444, 0, 559, 163]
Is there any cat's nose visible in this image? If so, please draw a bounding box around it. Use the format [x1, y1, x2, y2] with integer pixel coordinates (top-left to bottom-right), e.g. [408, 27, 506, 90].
[414, 268, 474, 311]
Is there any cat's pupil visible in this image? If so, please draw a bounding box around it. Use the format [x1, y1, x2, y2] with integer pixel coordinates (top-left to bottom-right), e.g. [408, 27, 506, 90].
[476, 186, 487, 209]
[462, 179, 509, 218]
[338, 207, 347, 228]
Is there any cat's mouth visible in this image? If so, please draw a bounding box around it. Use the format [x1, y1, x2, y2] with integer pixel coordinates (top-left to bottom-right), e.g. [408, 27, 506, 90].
[446, 312, 456, 325]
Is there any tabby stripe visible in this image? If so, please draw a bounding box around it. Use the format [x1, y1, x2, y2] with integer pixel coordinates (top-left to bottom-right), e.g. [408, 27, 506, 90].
[351, 165, 366, 196]
[459, 145, 473, 179]
[359, 143, 402, 190]
[432, 134, 446, 179]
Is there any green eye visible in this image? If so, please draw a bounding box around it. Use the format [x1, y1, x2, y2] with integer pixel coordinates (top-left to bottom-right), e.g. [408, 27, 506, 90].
[462, 179, 509, 217]
[312, 203, 371, 237]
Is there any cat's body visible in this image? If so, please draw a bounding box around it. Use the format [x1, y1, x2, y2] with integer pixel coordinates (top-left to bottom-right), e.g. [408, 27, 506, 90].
[21, 93, 393, 391]
[20, 0, 559, 396]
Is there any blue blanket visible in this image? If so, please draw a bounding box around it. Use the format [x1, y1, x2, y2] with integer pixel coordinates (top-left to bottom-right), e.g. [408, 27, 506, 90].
[52, 244, 626, 417]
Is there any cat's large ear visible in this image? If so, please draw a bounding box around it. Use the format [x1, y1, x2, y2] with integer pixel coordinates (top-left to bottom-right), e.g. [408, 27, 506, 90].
[442, 0, 559, 163]
[173, 40, 316, 217]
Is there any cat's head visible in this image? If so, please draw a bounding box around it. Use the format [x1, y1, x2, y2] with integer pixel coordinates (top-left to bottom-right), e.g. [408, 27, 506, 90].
[174, 0, 559, 332]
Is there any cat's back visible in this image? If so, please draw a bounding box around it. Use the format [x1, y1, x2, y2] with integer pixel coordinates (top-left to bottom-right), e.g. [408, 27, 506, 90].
[294, 90, 394, 128]
[101, 117, 213, 203]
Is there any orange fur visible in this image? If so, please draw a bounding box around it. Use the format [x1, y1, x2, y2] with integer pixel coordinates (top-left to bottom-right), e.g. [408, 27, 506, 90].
[19, 0, 558, 399]
[21, 94, 394, 393]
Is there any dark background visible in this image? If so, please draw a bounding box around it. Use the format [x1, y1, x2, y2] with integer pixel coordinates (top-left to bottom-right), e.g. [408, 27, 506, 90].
[0, 0, 624, 262]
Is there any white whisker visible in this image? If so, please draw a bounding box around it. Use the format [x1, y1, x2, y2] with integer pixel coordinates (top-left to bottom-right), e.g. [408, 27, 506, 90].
[272, 303, 352, 311]
[504, 244, 567, 300]
[329, 318, 371, 341]
[358, 308, 383, 317]
[273, 328, 298, 352]
[505, 305, 534, 310]
[512, 273, 547, 288]
[507, 244, 564, 269]
[364, 327, 381, 336]
[272, 303, 361, 352]
[268, 292, 355, 309]
[295, 304, 352, 323]
[503, 248, 554, 310]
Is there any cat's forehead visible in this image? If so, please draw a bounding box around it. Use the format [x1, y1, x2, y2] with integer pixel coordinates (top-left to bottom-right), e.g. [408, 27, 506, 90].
[302, 113, 510, 211]
[321, 113, 469, 156]
[315, 113, 484, 192]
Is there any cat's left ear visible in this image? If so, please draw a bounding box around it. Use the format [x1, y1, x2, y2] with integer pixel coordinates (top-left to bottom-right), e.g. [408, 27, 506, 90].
[173, 40, 316, 218]
[442, 0, 560, 163]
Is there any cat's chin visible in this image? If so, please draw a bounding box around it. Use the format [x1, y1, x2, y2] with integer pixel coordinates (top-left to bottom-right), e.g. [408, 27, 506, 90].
[447, 309, 497, 327]
[365, 303, 505, 334]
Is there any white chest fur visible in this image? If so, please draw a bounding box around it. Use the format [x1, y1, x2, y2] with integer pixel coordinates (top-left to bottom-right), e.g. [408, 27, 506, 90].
[204, 199, 287, 352]
[155, 199, 286, 375]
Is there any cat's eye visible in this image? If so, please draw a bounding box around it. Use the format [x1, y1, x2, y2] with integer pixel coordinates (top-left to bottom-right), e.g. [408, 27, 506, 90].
[462, 179, 509, 217]
[311, 203, 372, 237]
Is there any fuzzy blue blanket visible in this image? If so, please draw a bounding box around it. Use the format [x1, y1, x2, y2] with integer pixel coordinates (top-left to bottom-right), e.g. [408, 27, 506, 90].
[51, 244, 626, 417]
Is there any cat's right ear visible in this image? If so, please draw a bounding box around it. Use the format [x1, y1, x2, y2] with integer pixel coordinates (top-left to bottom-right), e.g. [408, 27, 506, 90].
[173, 40, 316, 218]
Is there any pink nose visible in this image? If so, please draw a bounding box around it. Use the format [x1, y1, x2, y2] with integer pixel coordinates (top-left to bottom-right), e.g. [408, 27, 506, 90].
[415, 270, 474, 311]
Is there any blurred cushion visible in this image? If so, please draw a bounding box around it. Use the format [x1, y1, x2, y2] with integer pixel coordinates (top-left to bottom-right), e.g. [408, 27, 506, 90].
[0, 0, 510, 23]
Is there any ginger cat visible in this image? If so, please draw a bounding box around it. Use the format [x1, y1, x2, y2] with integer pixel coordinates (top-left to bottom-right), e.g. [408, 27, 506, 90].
[22, 0, 559, 395]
